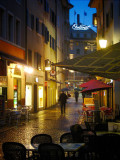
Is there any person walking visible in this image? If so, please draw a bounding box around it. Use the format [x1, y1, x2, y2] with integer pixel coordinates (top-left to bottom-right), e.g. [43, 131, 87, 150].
[74, 91, 79, 102]
[59, 91, 68, 114]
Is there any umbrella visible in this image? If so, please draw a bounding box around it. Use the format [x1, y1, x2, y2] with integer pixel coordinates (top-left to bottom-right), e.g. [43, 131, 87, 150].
[61, 88, 70, 91]
[80, 79, 112, 93]
[80, 79, 96, 88]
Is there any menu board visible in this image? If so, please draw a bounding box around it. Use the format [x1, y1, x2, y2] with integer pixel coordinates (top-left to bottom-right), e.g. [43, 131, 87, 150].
[0, 95, 5, 117]
[84, 98, 94, 104]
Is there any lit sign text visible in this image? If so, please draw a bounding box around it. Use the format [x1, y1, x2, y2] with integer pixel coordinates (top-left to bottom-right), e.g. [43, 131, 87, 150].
[72, 24, 90, 30]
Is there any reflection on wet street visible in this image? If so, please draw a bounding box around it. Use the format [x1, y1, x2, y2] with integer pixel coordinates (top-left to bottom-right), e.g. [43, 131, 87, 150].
[0, 97, 83, 159]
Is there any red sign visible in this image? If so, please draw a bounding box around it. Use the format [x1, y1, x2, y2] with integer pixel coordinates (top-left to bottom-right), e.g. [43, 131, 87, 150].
[14, 85, 17, 90]
[44, 81, 48, 86]
[50, 70, 56, 76]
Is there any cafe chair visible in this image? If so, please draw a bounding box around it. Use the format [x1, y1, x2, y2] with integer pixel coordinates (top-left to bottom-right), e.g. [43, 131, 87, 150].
[38, 143, 66, 160]
[104, 108, 114, 121]
[9, 110, 21, 125]
[102, 133, 120, 155]
[60, 132, 74, 158]
[70, 124, 84, 143]
[21, 108, 29, 121]
[70, 124, 96, 159]
[84, 121, 96, 135]
[2, 142, 29, 160]
[70, 124, 96, 143]
[83, 135, 102, 160]
[60, 132, 73, 143]
[31, 134, 52, 159]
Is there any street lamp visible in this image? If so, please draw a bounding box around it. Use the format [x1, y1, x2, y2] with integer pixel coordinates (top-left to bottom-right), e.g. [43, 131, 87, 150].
[99, 39, 107, 48]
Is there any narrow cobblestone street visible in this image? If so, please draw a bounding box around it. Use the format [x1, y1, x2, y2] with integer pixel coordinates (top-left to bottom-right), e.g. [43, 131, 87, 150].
[0, 97, 84, 159]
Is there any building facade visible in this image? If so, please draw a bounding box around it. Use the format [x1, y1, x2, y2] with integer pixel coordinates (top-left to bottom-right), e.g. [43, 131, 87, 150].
[0, 0, 26, 114]
[89, 0, 120, 118]
[67, 15, 97, 92]
[0, 0, 73, 114]
[26, 0, 72, 112]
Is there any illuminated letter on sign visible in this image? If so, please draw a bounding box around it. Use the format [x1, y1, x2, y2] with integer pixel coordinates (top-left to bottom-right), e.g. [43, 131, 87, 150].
[72, 24, 90, 30]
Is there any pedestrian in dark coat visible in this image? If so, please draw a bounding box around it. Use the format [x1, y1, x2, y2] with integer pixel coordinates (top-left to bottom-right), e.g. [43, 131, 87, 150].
[59, 91, 68, 114]
[74, 91, 79, 102]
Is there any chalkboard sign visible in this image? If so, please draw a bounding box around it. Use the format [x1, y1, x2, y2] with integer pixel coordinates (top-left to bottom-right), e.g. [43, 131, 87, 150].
[0, 95, 5, 117]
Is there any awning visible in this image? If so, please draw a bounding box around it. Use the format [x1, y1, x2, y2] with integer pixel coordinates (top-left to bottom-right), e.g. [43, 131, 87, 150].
[53, 42, 120, 80]
[0, 52, 26, 65]
[80, 79, 112, 93]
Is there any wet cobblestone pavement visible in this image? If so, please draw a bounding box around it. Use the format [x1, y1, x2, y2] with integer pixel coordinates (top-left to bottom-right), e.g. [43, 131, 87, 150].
[0, 97, 84, 159]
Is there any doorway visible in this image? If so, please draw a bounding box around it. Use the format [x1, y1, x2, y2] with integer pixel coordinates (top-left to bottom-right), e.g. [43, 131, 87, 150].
[13, 78, 21, 108]
[34, 84, 37, 112]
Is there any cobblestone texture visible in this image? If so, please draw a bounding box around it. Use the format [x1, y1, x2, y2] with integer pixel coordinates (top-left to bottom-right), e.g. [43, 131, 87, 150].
[0, 97, 84, 159]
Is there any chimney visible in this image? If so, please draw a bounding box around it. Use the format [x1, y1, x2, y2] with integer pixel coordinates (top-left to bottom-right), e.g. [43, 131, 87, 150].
[77, 14, 80, 25]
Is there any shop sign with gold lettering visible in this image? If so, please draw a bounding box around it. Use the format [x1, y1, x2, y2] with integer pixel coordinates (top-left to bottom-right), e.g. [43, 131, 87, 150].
[0, 76, 8, 86]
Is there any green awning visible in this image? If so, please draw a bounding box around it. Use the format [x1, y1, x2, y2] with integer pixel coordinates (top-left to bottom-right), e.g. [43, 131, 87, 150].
[53, 42, 120, 80]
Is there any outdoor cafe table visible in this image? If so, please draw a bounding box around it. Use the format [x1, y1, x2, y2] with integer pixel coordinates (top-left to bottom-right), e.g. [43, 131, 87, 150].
[25, 143, 85, 158]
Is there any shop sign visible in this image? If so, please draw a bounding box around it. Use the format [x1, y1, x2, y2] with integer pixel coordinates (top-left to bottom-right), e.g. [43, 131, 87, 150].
[0, 76, 7, 86]
[72, 23, 90, 30]
[84, 98, 94, 104]
[50, 70, 56, 76]
[14, 67, 21, 75]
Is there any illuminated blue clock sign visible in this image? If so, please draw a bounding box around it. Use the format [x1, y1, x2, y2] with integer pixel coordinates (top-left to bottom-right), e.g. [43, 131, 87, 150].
[72, 23, 90, 30]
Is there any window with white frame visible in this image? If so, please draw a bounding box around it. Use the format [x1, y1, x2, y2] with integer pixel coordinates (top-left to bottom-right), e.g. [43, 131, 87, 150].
[0, 7, 6, 38]
[8, 13, 14, 42]
[15, 18, 21, 45]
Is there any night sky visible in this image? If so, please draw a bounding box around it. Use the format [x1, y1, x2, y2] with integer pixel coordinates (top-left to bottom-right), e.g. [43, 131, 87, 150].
[69, 0, 97, 32]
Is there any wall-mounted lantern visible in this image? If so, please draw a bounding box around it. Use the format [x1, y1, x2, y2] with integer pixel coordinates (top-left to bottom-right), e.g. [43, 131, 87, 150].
[99, 39, 107, 48]
[45, 59, 51, 71]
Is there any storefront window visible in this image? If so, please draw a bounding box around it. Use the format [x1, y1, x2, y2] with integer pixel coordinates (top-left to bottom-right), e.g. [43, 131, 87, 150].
[26, 85, 32, 106]
[38, 86, 43, 108]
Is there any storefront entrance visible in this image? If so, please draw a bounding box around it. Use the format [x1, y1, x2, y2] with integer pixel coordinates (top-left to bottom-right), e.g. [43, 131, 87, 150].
[38, 86, 43, 108]
[25, 85, 32, 106]
[34, 84, 37, 112]
[13, 78, 21, 108]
